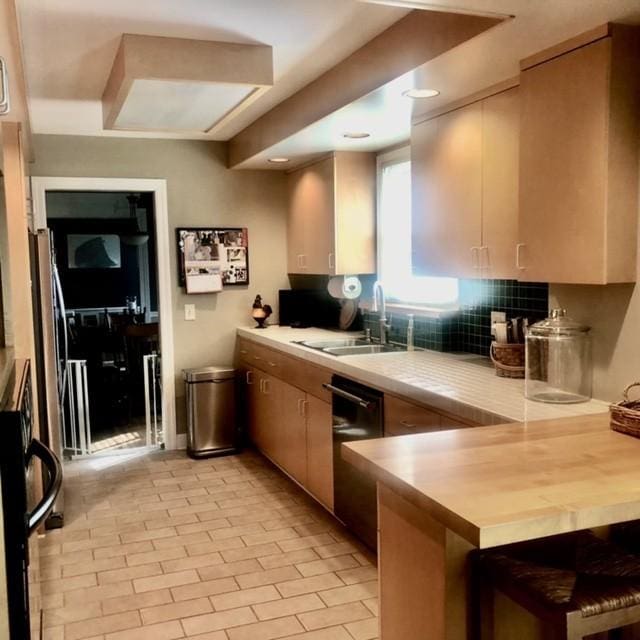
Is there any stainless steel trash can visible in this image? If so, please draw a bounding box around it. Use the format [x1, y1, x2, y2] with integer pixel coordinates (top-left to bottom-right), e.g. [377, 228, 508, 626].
[183, 366, 237, 459]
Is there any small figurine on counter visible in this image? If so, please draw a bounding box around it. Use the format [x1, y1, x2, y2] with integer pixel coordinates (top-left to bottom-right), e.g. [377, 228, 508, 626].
[252, 295, 273, 329]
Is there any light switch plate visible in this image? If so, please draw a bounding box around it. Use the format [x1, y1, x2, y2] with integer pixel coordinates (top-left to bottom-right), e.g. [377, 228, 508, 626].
[184, 304, 196, 321]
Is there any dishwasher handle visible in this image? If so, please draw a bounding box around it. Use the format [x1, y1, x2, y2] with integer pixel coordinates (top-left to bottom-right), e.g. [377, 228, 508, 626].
[323, 383, 373, 410]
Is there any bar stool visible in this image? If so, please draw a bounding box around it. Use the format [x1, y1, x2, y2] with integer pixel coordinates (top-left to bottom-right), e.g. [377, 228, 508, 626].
[477, 530, 640, 639]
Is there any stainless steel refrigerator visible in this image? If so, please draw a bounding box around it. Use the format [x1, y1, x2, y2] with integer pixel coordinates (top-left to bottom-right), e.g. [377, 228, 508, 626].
[30, 228, 67, 528]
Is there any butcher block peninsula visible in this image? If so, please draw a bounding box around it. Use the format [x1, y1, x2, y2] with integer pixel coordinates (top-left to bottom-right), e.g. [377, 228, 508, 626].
[343, 413, 640, 640]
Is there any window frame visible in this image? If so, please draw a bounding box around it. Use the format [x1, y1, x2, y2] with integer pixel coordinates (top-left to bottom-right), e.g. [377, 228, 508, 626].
[375, 146, 459, 316]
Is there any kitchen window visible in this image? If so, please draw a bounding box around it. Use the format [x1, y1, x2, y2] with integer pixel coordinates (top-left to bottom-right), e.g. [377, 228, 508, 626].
[377, 147, 458, 307]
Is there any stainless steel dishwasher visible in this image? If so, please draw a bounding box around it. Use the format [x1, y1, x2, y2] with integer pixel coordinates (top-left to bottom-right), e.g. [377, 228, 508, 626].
[184, 366, 238, 459]
[325, 375, 383, 550]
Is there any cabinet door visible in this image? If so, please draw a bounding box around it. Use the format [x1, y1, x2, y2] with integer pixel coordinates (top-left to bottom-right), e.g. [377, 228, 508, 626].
[334, 152, 376, 275]
[287, 168, 308, 273]
[302, 156, 335, 274]
[482, 87, 519, 280]
[411, 102, 482, 278]
[287, 156, 335, 274]
[519, 40, 609, 283]
[305, 396, 333, 511]
[246, 367, 263, 449]
[279, 384, 308, 485]
[254, 372, 282, 461]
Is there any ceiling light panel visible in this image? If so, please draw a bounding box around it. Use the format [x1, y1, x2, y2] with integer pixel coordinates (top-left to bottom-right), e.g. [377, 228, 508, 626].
[115, 80, 255, 132]
[102, 34, 273, 134]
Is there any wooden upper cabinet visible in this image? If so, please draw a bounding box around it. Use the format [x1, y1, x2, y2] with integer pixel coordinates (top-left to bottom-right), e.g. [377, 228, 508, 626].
[411, 87, 520, 280]
[412, 102, 482, 279]
[518, 26, 640, 284]
[287, 152, 376, 275]
[481, 87, 519, 280]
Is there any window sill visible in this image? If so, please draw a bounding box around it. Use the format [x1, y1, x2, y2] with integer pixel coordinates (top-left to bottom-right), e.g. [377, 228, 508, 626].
[361, 301, 459, 319]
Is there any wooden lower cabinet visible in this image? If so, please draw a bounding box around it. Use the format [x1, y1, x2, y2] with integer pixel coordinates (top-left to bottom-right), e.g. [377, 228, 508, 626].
[242, 358, 333, 511]
[279, 383, 308, 486]
[305, 396, 333, 511]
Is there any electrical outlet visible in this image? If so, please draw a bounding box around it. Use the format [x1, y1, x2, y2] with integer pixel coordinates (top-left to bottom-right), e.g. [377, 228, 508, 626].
[184, 304, 196, 321]
[490, 311, 506, 338]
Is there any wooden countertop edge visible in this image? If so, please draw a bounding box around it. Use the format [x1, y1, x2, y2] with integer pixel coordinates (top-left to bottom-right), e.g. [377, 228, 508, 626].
[341, 440, 482, 547]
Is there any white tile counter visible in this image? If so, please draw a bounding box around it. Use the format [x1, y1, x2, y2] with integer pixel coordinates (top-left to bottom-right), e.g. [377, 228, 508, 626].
[237, 325, 609, 426]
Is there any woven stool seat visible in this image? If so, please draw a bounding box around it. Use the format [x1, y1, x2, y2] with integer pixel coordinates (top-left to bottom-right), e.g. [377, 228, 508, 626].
[479, 531, 640, 619]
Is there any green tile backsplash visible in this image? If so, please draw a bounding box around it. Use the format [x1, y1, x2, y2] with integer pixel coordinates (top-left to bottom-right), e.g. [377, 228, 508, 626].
[363, 279, 549, 356]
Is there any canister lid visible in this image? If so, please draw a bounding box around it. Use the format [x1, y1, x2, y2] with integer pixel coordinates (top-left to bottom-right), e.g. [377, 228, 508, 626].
[183, 366, 235, 382]
[528, 308, 590, 337]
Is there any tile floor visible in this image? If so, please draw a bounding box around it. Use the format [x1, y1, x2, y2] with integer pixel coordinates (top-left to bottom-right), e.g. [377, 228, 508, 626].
[39, 448, 379, 640]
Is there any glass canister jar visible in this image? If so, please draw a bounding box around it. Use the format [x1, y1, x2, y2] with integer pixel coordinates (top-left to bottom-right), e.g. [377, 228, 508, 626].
[525, 309, 592, 403]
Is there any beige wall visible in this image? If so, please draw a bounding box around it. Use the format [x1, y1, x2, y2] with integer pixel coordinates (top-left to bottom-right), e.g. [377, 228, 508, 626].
[31, 134, 289, 433]
[549, 283, 639, 403]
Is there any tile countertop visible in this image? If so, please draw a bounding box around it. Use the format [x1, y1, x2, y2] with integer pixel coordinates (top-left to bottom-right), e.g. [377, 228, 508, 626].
[237, 326, 609, 426]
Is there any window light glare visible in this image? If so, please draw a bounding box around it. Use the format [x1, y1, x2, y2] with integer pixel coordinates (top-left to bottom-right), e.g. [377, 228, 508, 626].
[403, 88, 440, 99]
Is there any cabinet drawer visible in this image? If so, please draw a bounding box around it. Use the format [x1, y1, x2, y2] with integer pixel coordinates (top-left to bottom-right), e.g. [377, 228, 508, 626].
[384, 395, 442, 436]
[280, 354, 332, 402]
[440, 414, 477, 429]
[237, 339, 284, 374]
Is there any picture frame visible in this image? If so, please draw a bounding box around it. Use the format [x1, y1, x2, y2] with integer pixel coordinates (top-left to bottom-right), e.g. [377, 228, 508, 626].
[67, 234, 122, 269]
[176, 227, 249, 290]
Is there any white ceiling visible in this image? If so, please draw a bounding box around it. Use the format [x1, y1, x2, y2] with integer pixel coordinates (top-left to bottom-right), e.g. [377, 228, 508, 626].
[15, 0, 640, 164]
[16, 0, 408, 139]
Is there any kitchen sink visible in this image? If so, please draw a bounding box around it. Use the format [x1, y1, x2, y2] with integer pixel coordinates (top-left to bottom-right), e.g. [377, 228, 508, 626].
[296, 338, 370, 350]
[294, 338, 407, 356]
[323, 344, 403, 356]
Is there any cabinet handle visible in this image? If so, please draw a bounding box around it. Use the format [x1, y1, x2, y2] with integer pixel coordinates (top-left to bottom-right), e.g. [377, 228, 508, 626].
[262, 379, 270, 395]
[516, 243, 526, 270]
[240, 349, 248, 355]
[400, 420, 417, 429]
[470, 247, 480, 270]
[297, 254, 307, 269]
[267, 361, 278, 368]
[246, 371, 253, 385]
[481, 246, 489, 269]
[301, 400, 308, 418]
[259, 379, 264, 393]
[328, 253, 335, 271]
[296, 254, 303, 269]
[253, 355, 261, 361]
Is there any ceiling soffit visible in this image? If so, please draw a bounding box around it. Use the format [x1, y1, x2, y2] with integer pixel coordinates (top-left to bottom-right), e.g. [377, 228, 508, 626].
[228, 8, 504, 168]
[102, 34, 273, 135]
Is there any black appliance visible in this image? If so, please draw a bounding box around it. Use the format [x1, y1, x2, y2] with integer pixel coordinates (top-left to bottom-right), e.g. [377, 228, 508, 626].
[279, 289, 341, 328]
[325, 375, 383, 550]
[0, 359, 62, 638]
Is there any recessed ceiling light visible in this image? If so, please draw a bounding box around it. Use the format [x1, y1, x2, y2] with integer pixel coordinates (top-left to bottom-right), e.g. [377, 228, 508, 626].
[403, 88, 440, 99]
[268, 157, 290, 164]
[342, 132, 371, 139]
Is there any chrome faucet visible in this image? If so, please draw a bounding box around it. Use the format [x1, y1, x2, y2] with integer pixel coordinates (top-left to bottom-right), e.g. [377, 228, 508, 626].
[372, 280, 390, 345]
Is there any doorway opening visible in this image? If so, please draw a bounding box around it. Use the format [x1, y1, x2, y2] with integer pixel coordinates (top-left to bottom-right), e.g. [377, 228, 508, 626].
[32, 177, 176, 457]
[48, 191, 160, 453]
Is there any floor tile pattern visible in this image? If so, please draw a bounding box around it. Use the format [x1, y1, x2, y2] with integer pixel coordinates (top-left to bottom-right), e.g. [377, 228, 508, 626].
[40, 449, 379, 640]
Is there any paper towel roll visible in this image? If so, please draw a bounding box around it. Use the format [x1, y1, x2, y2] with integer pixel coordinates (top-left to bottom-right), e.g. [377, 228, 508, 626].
[327, 275, 362, 299]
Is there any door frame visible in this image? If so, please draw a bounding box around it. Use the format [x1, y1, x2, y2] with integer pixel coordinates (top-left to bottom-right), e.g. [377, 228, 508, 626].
[30, 176, 177, 450]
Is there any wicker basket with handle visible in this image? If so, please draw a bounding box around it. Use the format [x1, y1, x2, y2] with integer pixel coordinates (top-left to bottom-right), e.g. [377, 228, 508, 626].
[610, 383, 640, 437]
[489, 341, 525, 379]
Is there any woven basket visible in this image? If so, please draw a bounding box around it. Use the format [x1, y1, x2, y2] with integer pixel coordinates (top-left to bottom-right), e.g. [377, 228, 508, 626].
[610, 383, 640, 438]
[490, 341, 525, 379]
